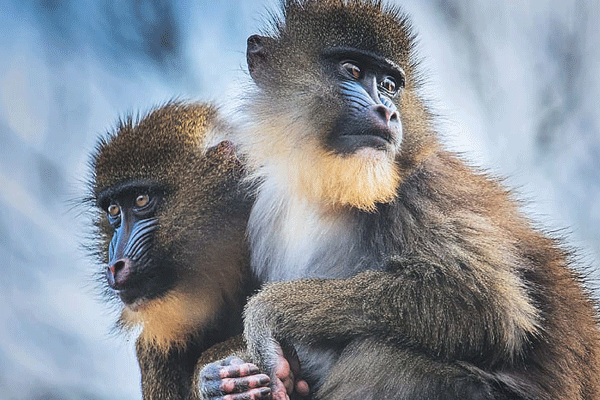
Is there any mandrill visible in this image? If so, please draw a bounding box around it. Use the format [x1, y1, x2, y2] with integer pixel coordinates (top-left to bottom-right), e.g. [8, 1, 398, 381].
[199, 1, 600, 400]
[89, 102, 255, 399]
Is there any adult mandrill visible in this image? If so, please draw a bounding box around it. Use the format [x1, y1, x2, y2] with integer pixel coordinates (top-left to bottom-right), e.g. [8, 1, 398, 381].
[89, 102, 255, 399]
[200, 1, 600, 399]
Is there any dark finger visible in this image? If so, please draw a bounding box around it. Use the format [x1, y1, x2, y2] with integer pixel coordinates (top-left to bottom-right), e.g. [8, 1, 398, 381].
[219, 387, 272, 400]
[201, 357, 244, 381]
[202, 362, 260, 380]
[220, 363, 261, 379]
[221, 375, 271, 393]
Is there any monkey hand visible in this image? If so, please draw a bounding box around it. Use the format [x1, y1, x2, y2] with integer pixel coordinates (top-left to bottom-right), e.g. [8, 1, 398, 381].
[198, 353, 309, 400]
[199, 356, 272, 400]
[268, 341, 310, 400]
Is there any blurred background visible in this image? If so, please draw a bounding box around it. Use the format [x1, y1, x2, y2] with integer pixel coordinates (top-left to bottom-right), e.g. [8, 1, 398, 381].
[1, 0, 599, 398]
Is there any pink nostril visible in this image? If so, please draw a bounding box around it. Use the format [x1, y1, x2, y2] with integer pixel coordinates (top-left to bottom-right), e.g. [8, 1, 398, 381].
[370, 104, 399, 127]
[106, 259, 131, 289]
[376, 105, 390, 121]
[372, 104, 398, 124]
[108, 260, 122, 275]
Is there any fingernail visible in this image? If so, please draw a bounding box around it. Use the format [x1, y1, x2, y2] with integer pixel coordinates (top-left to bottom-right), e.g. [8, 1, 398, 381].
[259, 376, 270, 385]
[249, 364, 259, 374]
[260, 387, 271, 396]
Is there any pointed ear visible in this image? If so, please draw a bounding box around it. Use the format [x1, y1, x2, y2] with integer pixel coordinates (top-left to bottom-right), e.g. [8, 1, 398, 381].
[247, 35, 276, 86]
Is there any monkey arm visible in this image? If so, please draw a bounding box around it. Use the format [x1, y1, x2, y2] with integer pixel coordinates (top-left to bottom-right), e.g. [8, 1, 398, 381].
[136, 336, 206, 400]
[244, 260, 538, 376]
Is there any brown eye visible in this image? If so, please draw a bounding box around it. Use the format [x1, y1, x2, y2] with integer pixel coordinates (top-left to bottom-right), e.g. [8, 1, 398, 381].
[381, 76, 397, 93]
[108, 204, 120, 217]
[342, 62, 361, 79]
[136, 194, 150, 208]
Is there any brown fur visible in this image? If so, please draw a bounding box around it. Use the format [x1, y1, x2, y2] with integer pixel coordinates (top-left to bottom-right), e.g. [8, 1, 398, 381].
[90, 102, 254, 399]
[231, 1, 600, 399]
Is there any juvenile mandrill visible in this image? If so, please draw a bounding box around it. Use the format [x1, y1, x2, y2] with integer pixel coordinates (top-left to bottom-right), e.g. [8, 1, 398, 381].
[200, 1, 600, 399]
[89, 102, 255, 399]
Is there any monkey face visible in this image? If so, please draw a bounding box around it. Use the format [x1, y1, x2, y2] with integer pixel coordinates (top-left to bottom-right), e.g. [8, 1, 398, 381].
[243, 44, 411, 208]
[97, 183, 176, 311]
[248, 35, 404, 157]
[321, 48, 404, 158]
